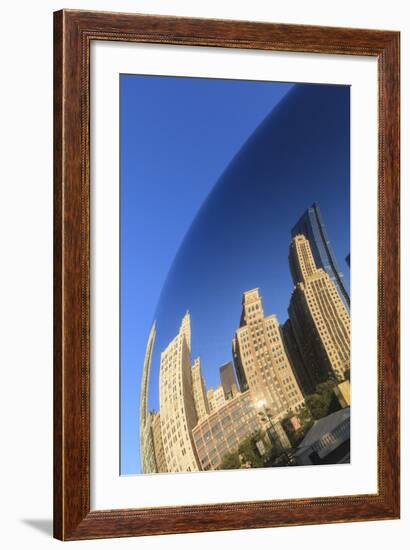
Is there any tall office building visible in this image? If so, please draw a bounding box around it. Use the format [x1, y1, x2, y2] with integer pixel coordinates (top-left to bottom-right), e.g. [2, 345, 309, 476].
[139, 322, 157, 474]
[281, 319, 315, 395]
[220, 361, 239, 400]
[232, 338, 248, 392]
[159, 312, 200, 472]
[292, 203, 350, 310]
[288, 235, 350, 382]
[191, 357, 210, 421]
[150, 411, 168, 473]
[232, 289, 305, 421]
[207, 385, 226, 413]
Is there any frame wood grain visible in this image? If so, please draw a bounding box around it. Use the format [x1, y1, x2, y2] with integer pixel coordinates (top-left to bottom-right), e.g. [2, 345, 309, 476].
[54, 9, 400, 541]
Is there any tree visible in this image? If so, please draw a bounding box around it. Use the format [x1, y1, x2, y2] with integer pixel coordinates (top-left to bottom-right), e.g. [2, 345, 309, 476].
[306, 394, 328, 420]
[237, 436, 265, 468]
[220, 451, 241, 470]
[316, 379, 338, 395]
[305, 379, 340, 420]
[220, 432, 265, 470]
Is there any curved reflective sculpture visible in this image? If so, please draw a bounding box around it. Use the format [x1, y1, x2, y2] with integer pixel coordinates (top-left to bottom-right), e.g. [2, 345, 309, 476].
[141, 83, 350, 474]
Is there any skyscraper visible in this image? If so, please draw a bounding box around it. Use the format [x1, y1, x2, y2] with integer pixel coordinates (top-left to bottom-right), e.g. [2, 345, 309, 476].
[288, 235, 350, 383]
[291, 203, 350, 310]
[232, 289, 305, 421]
[191, 357, 210, 421]
[220, 361, 239, 400]
[150, 411, 167, 473]
[159, 312, 200, 472]
[139, 322, 157, 474]
[281, 319, 315, 395]
[207, 385, 226, 413]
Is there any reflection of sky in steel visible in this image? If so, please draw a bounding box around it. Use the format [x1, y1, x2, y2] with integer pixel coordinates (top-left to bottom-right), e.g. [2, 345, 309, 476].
[120, 76, 350, 474]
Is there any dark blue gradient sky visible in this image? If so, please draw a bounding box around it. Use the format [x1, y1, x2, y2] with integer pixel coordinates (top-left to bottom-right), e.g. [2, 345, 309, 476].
[120, 75, 350, 475]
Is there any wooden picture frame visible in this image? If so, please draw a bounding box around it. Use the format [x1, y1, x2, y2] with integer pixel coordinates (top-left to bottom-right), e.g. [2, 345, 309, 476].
[54, 9, 400, 541]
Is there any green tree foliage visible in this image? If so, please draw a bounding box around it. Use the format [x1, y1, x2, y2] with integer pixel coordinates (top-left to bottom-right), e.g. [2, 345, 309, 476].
[238, 436, 265, 468]
[220, 432, 264, 470]
[305, 380, 340, 420]
[219, 451, 241, 470]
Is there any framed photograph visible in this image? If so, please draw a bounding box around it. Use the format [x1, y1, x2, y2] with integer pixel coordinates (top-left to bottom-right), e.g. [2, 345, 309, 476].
[54, 9, 400, 540]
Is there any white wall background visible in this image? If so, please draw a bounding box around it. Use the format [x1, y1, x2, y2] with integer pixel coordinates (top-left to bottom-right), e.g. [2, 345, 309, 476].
[0, 1, 407, 548]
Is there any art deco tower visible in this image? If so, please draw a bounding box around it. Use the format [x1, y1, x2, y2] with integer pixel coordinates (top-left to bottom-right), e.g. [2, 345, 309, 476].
[288, 234, 350, 383]
[232, 289, 305, 420]
[159, 312, 200, 472]
[139, 321, 157, 474]
[292, 203, 350, 310]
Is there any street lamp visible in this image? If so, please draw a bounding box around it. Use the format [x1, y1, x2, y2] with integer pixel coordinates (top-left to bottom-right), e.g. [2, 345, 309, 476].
[255, 399, 290, 461]
[255, 399, 276, 441]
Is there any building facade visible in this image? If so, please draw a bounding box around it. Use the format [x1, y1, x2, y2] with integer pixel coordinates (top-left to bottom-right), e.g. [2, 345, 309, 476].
[220, 361, 239, 400]
[232, 289, 305, 422]
[139, 322, 157, 474]
[281, 319, 315, 395]
[288, 235, 350, 383]
[191, 357, 210, 421]
[159, 312, 200, 472]
[150, 411, 168, 473]
[207, 385, 226, 413]
[291, 203, 350, 310]
[192, 390, 260, 470]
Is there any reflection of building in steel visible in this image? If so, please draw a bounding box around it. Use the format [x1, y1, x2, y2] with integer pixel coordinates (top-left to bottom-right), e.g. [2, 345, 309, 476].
[191, 357, 210, 421]
[220, 361, 239, 400]
[281, 319, 315, 395]
[288, 235, 350, 383]
[232, 289, 305, 421]
[207, 385, 226, 413]
[141, 246, 351, 474]
[192, 390, 260, 470]
[292, 203, 350, 310]
[139, 322, 157, 474]
[159, 312, 200, 472]
[150, 411, 167, 473]
[294, 407, 350, 465]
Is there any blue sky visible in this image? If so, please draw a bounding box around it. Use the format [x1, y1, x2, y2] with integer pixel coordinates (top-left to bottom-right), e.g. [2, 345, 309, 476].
[120, 75, 350, 475]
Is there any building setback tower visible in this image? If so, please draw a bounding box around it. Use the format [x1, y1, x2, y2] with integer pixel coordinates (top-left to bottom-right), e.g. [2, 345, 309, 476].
[159, 312, 200, 472]
[139, 322, 157, 474]
[191, 357, 210, 421]
[291, 203, 350, 310]
[232, 289, 305, 420]
[220, 362, 239, 400]
[288, 235, 350, 383]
